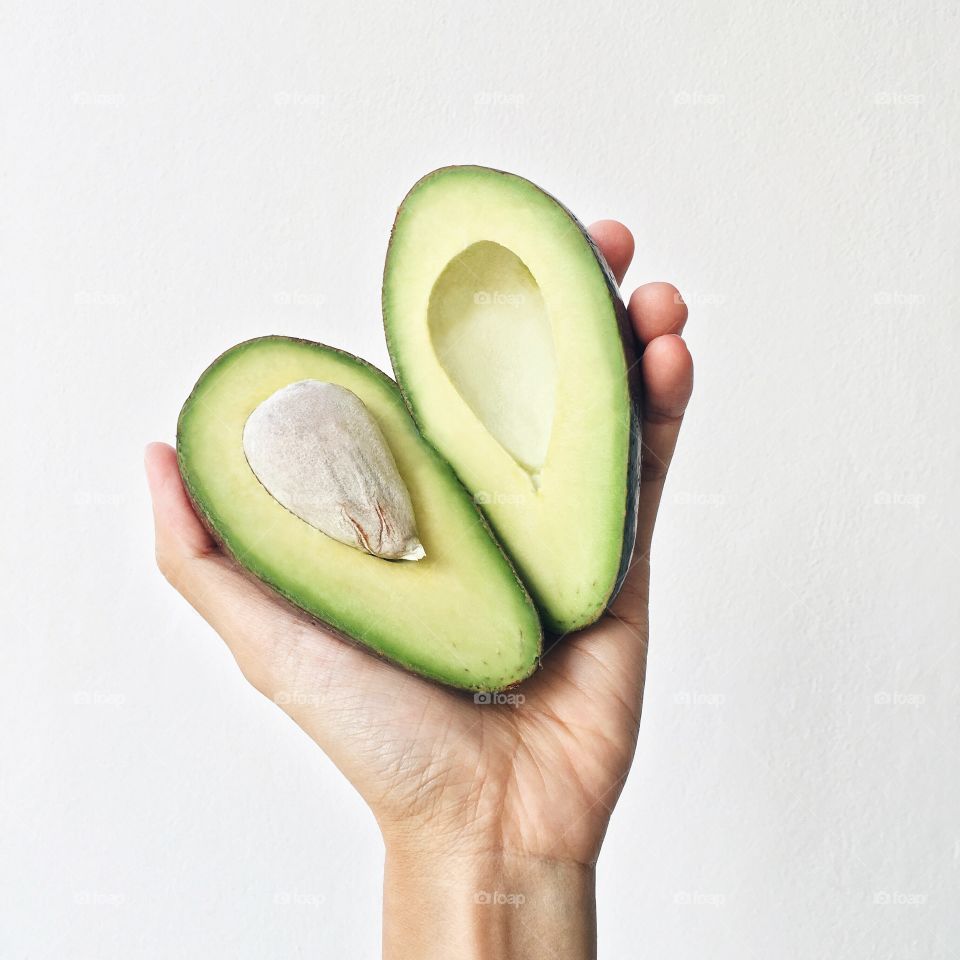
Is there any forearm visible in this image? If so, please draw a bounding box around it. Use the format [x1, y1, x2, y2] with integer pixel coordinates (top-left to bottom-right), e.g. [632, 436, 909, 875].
[383, 847, 597, 959]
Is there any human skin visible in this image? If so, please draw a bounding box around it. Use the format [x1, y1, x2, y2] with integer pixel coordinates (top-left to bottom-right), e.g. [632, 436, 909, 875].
[145, 221, 694, 959]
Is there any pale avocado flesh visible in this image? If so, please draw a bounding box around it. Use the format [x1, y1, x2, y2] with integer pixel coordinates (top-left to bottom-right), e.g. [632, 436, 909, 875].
[177, 336, 542, 690]
[383, 166, 640, 634]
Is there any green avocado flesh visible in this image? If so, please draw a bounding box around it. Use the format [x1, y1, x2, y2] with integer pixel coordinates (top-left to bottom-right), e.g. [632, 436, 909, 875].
[177, 336, 541, 690]
[383, 166, 639, 634]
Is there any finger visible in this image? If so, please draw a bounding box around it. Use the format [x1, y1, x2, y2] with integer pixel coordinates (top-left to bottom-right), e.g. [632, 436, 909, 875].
[588, 220, 634, 285]
[640, 333, 695, 436]
[628, 282, 688, 344]
[624, 280, 693, 537]
[145, 442, 216, 560]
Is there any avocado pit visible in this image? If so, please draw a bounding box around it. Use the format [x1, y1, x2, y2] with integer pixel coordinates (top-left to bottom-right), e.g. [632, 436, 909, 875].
[242, 379, 425, 561]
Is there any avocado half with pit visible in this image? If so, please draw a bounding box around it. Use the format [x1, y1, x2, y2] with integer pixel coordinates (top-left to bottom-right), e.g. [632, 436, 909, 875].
[177, 336, 541, 690]
[383, 166, 641, 634]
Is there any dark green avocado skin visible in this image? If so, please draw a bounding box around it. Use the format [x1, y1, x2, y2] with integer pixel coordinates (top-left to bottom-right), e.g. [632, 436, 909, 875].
[383, 166, 643, 632]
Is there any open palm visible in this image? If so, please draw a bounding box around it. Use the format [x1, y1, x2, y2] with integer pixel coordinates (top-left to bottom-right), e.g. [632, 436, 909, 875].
[146, 220, 693, 869]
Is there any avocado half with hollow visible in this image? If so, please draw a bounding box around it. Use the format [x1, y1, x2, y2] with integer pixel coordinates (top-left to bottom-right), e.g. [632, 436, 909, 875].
[177, 336, 542, 690]
[383, 166, 641, 634]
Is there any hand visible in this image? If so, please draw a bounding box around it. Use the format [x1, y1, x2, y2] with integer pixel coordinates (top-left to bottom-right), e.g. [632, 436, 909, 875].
[146, 221, 694, 959]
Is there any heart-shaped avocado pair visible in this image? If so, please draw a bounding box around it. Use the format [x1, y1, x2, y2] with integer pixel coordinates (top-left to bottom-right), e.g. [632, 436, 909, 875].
[177, 166, 640, 691]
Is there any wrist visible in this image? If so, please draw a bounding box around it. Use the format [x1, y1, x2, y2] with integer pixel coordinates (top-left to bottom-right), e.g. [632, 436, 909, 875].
[382, 844, 597, 960]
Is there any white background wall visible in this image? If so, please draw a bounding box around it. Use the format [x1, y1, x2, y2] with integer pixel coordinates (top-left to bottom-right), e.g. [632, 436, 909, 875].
[2, 1, 957, 956]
